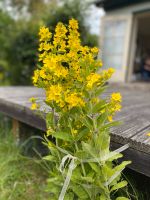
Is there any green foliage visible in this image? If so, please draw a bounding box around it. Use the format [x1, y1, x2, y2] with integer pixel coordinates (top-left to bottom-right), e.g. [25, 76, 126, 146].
[0, 126, 48, 200]
[0, 9, 15, 84]
[7, 23, 38, 85]
[45, 100, 131, 199]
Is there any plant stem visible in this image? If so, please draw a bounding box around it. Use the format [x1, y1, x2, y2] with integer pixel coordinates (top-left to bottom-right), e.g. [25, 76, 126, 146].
[75, 142, 86, 177]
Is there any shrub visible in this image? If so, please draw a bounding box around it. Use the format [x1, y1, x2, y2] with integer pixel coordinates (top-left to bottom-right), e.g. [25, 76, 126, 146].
[31, 19, 131, 200]
[7, 24, 39, 85]
[0, 10, 15, 85]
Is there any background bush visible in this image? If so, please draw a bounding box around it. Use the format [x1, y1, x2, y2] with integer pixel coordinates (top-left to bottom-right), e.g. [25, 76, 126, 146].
[0, 0, 98, 85]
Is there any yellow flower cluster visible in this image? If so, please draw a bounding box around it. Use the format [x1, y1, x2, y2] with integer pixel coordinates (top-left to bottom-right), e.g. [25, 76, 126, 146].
[65, 92, 85, 109]
[32, 19, 116, 111]
[108, 92, 122, 121]
[29, 97, 40, 110]
[39, 26, 52, 42]
[86, 73, 101, 89]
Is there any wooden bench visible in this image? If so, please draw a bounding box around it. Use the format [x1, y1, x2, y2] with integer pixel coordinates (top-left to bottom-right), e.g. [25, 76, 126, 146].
[0, 85, 150, 177]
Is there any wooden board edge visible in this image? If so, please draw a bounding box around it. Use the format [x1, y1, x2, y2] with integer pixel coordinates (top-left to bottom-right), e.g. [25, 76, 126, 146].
[111, 141, 150, 178]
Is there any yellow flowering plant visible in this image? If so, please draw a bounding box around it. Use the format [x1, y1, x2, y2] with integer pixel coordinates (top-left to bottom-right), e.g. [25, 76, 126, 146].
[32, 19, 131, 200]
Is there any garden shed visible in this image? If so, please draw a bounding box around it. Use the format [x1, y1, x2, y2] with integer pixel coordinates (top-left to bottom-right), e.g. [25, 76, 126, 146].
[96, 0, 150, 82]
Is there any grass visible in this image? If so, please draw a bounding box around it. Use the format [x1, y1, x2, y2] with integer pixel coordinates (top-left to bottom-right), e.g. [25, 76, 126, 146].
[124, 168, 150, 200]
[0, 115, 49, 200]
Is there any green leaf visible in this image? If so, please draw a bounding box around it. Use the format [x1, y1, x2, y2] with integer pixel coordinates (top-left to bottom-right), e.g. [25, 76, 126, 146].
[64, 192, 74, 200]
[71, 185, 89, 199]
[92, 100, 107, 113]
[95, 86, 107, 97]
[81, 176, 94, 183]
[46, 112, 54, 128]
[52, 131, 73, 142]
[116, 197, 129, 200]
[75, 150, 89, 160]
[110, 180, 128, 192]
[97, 113, 108, 127]
[81, 116, 93, 130]
[102, 164, 114, 178]
[100, 121, 121, 131]
[108, 153, 123, 162]
[43, 155, 56, 162]
[89, 162, 100, 173]
[46, 182, 60, 195]
[71, 167, 82, 181]
[114, 161, 131, 172]
[87, 171, 95, 178]
[82, 142, 98, 158]
[97, 131, 110, 152]
[75, 127, 89, 141]
[100, 194, 107, 200]
[105, 161, 131, 186]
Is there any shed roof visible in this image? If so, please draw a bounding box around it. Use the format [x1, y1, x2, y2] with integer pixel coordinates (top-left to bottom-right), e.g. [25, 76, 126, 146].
[95, 0, 150, 11]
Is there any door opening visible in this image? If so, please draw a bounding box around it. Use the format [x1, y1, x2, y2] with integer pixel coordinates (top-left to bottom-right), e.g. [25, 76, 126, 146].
[132, 13, 150, 82]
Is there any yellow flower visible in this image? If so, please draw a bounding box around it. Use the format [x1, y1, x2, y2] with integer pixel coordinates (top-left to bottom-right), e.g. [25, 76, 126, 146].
[147, 133, 150, 137]
[108, 68, 115, 74]
[29, 97, 36, 103]
[86, 73, 101, 89]
[65, 92, 85, 109]
[47, 127, 54, 136]
[72, 129, 78, 136]
[91, 98, 99, 104]
[91, 47, 99, 54]
[111, 93, 122, 102]
[96, 60, 103, 68]
[39, 26, 52, 42]
[103, 68, 115, 80]
[31, 103, 39, 110]
[108, 115, 113, 122]
[69, 18, 79, 30]
[54, 66, 68, 78]
[32, 70, 40, 85]
[114, 104, 122, 111]
[46, 84, 63, 103]
[53, 22, 67, 47]
[39, 42, 52, 51]
[43, 56, 58, 71]
[40, 69, 47, 79]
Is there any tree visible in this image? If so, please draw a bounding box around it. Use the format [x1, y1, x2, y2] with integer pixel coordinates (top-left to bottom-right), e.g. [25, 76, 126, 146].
[45, 0, 98, 47]
[0, 9, 15, 84]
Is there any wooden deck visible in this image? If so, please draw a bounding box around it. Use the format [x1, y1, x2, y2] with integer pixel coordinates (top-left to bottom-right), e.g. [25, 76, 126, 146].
[0, 84, 150, 176]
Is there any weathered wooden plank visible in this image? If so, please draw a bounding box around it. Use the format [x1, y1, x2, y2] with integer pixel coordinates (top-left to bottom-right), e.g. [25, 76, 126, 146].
[0, 97, 46, 131]
[112, 109, 150, 142]
[111, 142, 150, 177]
[0, 86, 150, 152]
[131, 126, 150, 153]
[0, 85, 150, 176]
